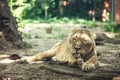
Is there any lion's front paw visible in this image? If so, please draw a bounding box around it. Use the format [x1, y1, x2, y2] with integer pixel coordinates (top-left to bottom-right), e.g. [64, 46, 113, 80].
[68, 58, 77, 66]
[81, 62, 96, 71]
[52, 56, 58, 61]
[77, 58, 83, 65]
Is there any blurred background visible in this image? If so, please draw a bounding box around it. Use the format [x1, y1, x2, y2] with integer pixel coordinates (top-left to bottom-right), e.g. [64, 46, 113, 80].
[0, 0, 120, 49]
[7, 0, 120, 32]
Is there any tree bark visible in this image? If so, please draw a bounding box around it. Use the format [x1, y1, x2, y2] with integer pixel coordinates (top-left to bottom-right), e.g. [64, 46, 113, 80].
[0, 0, 23, 51]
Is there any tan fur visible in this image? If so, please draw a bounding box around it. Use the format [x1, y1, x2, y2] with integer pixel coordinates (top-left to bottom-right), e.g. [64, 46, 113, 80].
[71, 29, 99, 71]
[25, 29, 99, 71]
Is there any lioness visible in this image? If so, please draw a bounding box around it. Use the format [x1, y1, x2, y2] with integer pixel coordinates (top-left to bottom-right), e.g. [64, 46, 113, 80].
[24, 29, 99, 71]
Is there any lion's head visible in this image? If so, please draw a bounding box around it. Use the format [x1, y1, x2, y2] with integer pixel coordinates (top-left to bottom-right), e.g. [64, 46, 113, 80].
[68, 29, 96, 55]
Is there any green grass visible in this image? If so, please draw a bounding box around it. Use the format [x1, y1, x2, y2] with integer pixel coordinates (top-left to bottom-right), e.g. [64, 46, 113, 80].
[54, 33, 66, 39]
[22, 17, 98, 27]
[102, 21, 115, 33]
[102, 24, 114, 32]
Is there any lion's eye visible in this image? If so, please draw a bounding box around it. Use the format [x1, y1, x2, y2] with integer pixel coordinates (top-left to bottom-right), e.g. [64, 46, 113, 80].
[73, 38, 77, 42]
[82, 40, 87, 44]
[73, 38, 76, 42]
[83, 41, 86, 44]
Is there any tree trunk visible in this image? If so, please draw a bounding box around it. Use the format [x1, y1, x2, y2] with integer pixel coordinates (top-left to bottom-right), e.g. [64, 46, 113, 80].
[0, 0, 24, 51]
[45, 9, 48, 19]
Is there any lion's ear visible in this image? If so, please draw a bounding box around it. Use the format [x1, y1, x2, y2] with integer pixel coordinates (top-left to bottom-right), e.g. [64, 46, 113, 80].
[82, 29, 96, 39]
[71, 29, 78, 33]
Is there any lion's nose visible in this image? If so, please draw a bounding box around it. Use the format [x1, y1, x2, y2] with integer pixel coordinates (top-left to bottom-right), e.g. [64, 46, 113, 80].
[74, 47, 81, 51]
[76, 41, 82, 47]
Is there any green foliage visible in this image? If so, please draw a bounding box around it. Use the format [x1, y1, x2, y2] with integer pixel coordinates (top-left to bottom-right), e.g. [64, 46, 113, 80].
[7, 0, 103, 21]
[22, 17, 97, 28]
[7, 0, 31, 18]
[9, 0, 118, 33]
[102, 21, 115, 32]
[19, 31, 31, 39]
[51, 26, 66, 39]
[34, 34, 40, 38]
[19, 31, 32, 48]
[114, 24, 120, 32]
[17, 18, 25, 28]
[54, 33, 66, 39]
[23, 41, 32, 48]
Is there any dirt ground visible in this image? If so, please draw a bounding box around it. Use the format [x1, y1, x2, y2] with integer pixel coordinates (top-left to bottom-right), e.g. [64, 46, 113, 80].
[0, 23, 120, 80]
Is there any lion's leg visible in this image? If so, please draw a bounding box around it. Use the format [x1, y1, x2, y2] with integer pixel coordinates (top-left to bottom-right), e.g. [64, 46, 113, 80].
[24, 49, 56, 63]
[81, 52, 99, 71]
[51, 52, 77, 66]
[67, 57, 77, 66]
